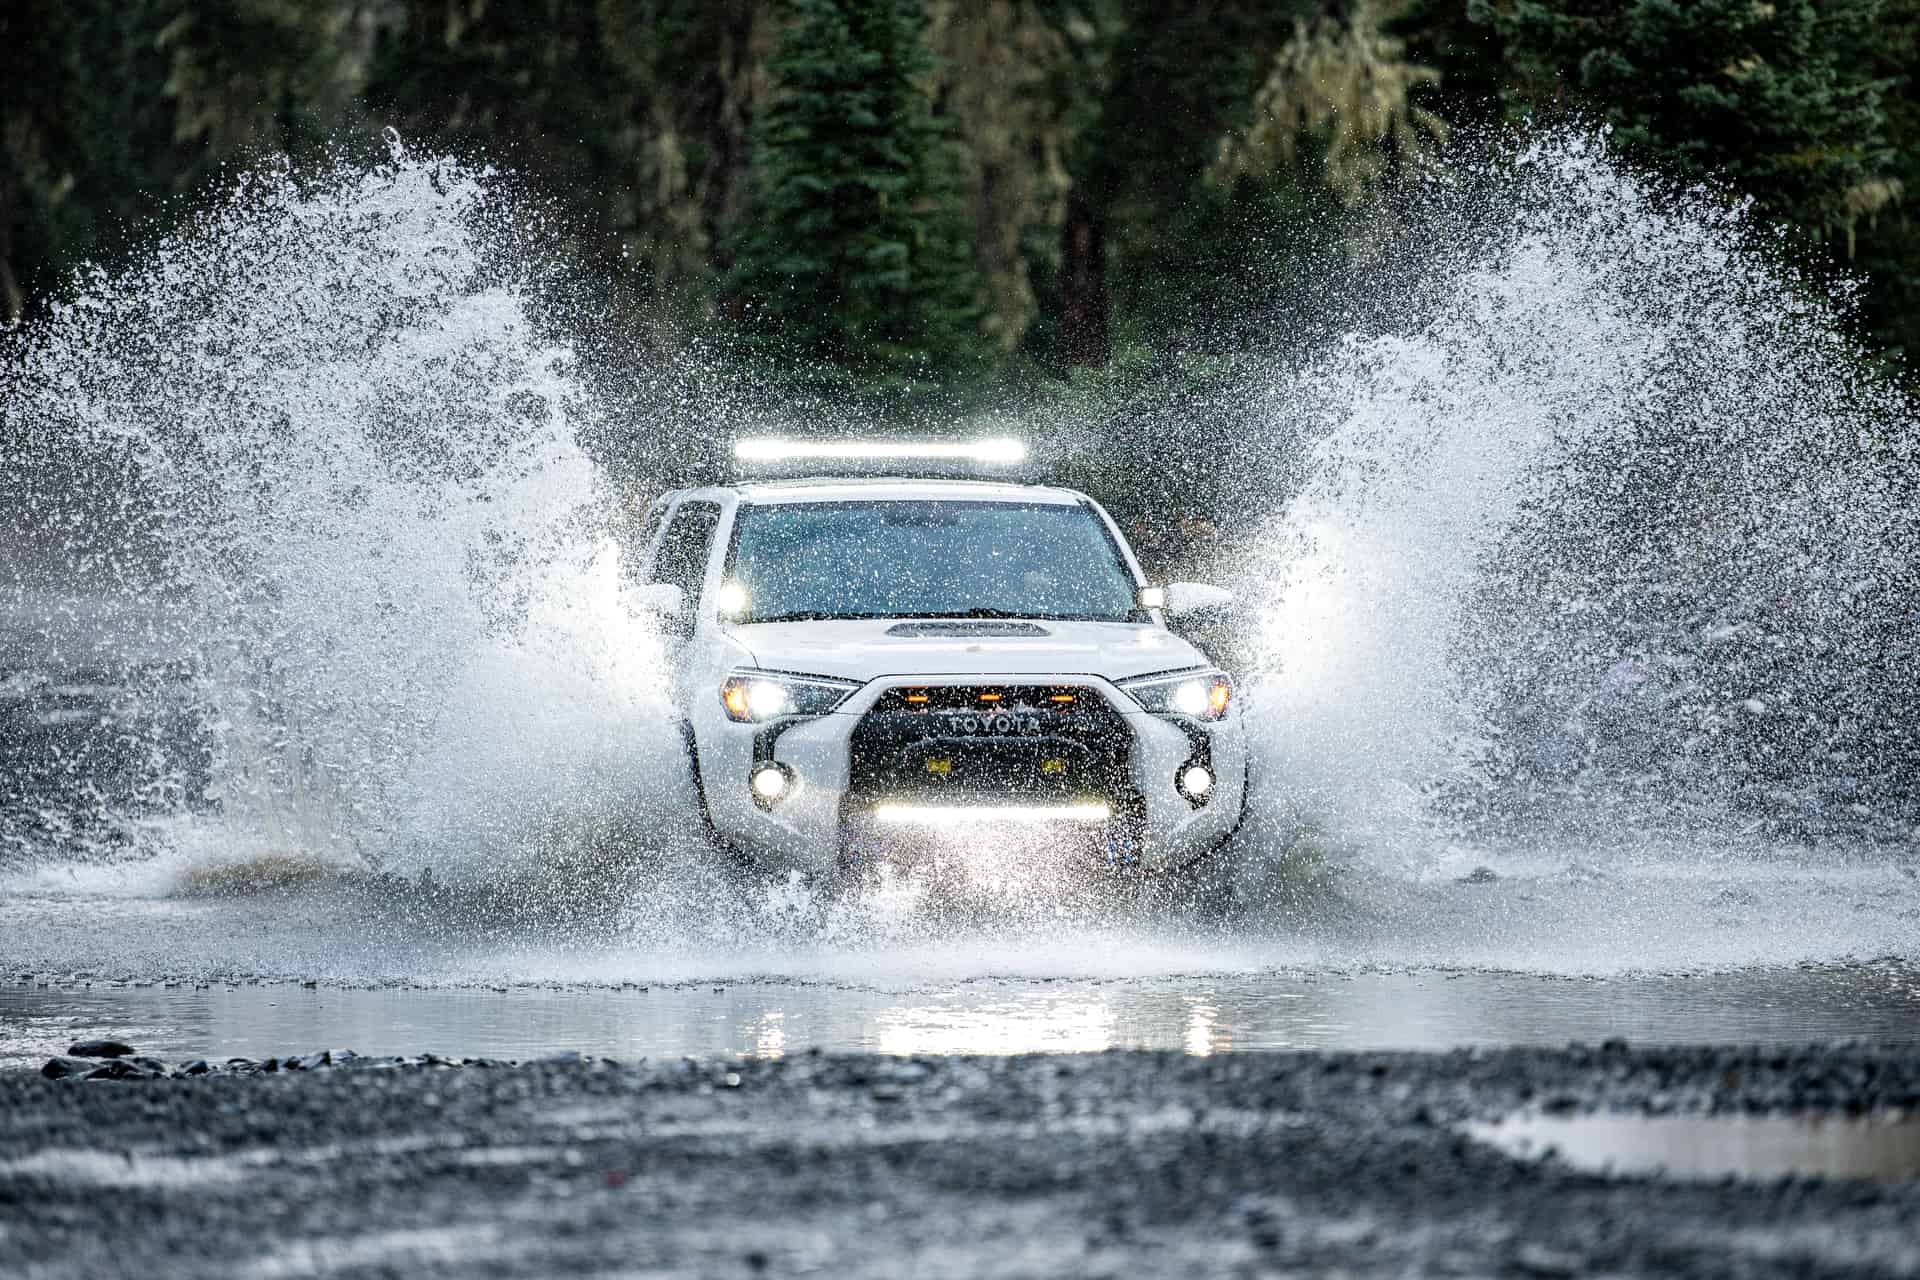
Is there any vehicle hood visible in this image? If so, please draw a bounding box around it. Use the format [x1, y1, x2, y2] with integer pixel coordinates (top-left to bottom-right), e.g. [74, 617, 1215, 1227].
[723, 619, 1209, 684]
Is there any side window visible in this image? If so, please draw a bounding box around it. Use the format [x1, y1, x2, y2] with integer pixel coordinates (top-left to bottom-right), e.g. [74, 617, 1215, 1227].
[630, 499, 671, 581]
[653, 500, 722, 604]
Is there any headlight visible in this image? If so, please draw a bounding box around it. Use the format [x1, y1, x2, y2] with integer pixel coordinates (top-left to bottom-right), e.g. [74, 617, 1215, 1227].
[719, 671, 860, 723]
[1117, 669, 1233, 722]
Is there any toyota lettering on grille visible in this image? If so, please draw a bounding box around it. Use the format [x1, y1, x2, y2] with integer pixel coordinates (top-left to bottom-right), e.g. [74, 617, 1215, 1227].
[940, 711, 1042, 735]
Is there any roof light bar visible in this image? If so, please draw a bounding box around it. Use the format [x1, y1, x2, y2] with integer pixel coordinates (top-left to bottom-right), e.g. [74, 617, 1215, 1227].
[734, 437, 1027, 465]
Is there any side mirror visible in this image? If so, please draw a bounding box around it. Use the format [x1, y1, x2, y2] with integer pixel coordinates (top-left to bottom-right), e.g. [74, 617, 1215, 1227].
[629, 583, 687, 618]
[1162, 582, 1235, 619]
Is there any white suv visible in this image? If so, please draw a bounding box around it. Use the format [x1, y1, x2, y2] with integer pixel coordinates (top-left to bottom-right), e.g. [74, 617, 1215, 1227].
[629, 443, 1247, 885]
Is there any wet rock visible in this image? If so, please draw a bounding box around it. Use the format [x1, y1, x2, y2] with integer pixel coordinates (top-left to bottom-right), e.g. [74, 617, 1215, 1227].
[5, 1043, 1920, 1273]
[1461, 866, 1500, 884]
[68, 1039, 135, 1058]
[40, 1057, 86, 1079]
[294, 1051, 330, 1071]
[1513, 1243, 1585, 1276]
[83, 1059, 145, 1080]
[180, 1060, 212, 1075]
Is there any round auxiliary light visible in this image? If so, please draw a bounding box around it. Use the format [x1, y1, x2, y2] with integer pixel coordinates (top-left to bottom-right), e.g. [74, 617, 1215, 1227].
[1179, 764, 1215, 799]
[750, 763, 791, 801]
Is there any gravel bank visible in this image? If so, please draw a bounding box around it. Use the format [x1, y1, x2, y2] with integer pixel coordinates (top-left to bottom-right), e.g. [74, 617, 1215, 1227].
[3, 1044, 1918, 1278]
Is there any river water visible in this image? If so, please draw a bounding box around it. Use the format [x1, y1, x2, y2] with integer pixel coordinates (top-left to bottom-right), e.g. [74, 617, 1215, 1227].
[6, 963, 1918, 1069]
[1, 132, 1915, 1063]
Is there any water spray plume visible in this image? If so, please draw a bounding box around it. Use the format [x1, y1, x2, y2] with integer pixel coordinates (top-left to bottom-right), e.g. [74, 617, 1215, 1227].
[0, 131, 1913, 978]
[2, 145, 682, 886]
[1238, 133, 1919, 858]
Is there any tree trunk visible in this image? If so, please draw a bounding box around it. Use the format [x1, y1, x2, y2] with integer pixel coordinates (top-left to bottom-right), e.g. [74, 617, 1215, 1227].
[1059, 187, 1109, 366]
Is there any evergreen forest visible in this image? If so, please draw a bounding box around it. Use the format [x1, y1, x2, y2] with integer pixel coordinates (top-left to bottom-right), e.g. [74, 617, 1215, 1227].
[5, 0, 1919, 400]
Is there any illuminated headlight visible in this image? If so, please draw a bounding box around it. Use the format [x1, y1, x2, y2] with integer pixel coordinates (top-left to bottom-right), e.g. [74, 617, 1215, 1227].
[720, 671, 859, 723]
[1117, 669, 1233, 722]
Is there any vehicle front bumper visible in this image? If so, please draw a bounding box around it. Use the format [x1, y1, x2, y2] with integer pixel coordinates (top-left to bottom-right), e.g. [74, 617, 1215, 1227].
[696, 674, 1247, 879]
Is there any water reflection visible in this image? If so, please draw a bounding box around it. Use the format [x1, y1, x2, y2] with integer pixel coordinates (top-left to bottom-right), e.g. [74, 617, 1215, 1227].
[875, 991, 1116, 1055]
[1469, 1111, 1920, 1183]
[3, 966, 1916, 1069]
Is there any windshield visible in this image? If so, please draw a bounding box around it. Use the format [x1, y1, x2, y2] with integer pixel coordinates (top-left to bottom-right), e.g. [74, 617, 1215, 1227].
[726, 500, 1144, 624]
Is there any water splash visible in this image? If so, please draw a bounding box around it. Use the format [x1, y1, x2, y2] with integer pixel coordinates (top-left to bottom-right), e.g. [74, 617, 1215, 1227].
[1237, 133, 1920, 862]
[2, 146, 684, 884]
[0, 131, 1914, 979]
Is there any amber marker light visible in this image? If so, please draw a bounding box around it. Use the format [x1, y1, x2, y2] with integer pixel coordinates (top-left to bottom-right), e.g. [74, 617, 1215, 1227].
[722, 683, 753, 720]
[1207, 679, 1231, 717]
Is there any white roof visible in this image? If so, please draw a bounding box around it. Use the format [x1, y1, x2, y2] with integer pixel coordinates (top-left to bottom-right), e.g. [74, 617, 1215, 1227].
[722, 477, 1086, 506]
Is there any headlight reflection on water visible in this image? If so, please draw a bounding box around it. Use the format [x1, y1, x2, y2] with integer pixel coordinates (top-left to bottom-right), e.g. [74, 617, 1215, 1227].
[873, 992, 1119, 1056]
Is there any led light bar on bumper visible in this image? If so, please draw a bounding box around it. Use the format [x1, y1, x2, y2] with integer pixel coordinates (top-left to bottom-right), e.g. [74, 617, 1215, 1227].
[720, 671, 860, 723]
[1116, 669, 1233, 721]
[873, 802, 1111, 826]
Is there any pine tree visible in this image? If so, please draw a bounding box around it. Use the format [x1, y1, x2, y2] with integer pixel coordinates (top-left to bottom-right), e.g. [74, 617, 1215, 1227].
[1853, 0, 1920, 364]
[727, 0, 986, 395]
[1473, 0, 1898, 249]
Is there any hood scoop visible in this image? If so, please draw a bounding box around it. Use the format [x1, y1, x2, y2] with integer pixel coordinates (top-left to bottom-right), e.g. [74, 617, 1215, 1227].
[885, 621, 1051, 639]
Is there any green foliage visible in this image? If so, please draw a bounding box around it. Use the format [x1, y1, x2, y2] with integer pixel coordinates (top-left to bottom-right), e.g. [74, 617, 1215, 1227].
[726, 0, 987, 397]
[0, 0, 347, 320]
[158, 0, 347, 168]
[1472, 0, 1898, 244]
[5, 0, 1920, 385]
[1852, 0, 1920, 363]
[1048, 1, 1300, 365]
[1, 3, 179, 317]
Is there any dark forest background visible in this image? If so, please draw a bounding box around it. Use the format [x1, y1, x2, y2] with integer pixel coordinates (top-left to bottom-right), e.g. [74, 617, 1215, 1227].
[4, 0, 1918, 401]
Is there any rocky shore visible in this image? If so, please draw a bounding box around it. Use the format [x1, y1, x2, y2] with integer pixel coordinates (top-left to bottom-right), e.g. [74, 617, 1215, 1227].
[4, 1042, 1918, 1277]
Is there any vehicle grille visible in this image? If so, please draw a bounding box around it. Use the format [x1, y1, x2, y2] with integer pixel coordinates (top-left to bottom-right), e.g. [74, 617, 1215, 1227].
[844, 684, 1140, 813]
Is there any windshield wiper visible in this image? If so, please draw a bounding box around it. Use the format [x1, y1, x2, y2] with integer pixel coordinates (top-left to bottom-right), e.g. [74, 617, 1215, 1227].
[740, 608, 1135, 624]
[945, 609, 1134, 622]
[739, 610, 860, 624]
